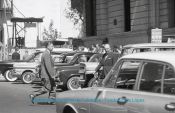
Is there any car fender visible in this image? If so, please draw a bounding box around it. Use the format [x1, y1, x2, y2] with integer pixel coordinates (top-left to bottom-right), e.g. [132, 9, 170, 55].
[63, 104, 79, 113]
[59, 69, 79, 84]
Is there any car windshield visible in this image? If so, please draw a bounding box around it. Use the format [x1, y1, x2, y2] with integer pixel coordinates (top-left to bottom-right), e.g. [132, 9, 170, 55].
[24, 52, 42, 62]
[88, 54, 102, 62]
[65, 56, 74, 63]
[69, 53, 80, 63]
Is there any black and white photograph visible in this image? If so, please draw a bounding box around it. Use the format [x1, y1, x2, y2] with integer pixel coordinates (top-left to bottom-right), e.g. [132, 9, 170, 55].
[0, 0, 175, 113]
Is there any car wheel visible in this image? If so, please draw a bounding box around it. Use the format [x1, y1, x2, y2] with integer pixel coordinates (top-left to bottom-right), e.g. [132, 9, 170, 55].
[88, 77, 98, 87]
[67, 76, 81, 90]
[22, 72, 36, 84]
[4, 70, 18, 82]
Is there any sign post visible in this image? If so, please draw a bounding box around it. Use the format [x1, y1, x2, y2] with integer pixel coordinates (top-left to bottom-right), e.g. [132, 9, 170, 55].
[151, 28, 162, 43]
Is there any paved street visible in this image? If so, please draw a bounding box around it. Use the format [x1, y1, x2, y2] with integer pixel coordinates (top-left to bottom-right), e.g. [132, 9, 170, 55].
[0, 76, 56, 113]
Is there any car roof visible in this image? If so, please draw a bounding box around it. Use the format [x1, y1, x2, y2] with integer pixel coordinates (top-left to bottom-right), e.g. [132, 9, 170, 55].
[120, 51, 175, 66]
[123, 43, 175, 48]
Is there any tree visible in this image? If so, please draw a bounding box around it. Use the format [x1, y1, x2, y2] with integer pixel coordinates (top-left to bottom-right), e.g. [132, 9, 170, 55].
[42, 20, 61, 40]
[65, 0, 85, 37]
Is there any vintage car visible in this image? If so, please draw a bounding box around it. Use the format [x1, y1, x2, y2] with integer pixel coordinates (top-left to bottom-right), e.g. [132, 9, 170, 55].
[121, 43, 175, 56]
[56, 52, 175, 113]
[55, 52, 95, 90]
[78, 54, 103, 86]
[4, 51, 64, 83]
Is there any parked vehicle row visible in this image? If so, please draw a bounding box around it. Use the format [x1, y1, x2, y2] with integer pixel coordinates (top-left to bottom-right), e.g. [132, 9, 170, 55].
[0, 51, 74, 83]
[56, 52, 175, 113]
[54, 43, 175, 113]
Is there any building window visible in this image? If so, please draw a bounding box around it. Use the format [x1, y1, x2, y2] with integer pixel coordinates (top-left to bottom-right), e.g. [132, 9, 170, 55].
[124, 0, 131, 32]
[168, 0, 175, 28]
[85, 0, 96, 36]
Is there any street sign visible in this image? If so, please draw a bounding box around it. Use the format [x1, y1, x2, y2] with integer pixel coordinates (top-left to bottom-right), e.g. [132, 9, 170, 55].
[151, 28, 162, 43]
[25, 23, 36, 28]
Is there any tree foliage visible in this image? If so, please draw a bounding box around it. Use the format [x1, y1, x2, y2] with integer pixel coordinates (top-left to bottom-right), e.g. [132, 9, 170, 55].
[42, 20, 61, 40]
[65, 0, 84, 26]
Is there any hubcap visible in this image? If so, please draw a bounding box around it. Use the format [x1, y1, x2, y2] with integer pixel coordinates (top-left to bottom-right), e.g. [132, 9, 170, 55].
[69, 77, 81, 90]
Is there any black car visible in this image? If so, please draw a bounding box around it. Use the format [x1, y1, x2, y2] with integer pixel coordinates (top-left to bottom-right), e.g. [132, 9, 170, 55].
[55, 52, 95, 90]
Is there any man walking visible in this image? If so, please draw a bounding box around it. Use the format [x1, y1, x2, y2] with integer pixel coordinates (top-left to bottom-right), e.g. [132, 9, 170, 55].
[29, 41, 55, 104]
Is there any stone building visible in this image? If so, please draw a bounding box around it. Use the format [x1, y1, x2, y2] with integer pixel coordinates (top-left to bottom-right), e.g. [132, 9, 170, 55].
[82, 0, 175, 47]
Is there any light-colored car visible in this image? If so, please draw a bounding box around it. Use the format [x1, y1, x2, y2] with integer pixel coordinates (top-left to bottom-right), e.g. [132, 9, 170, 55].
[6, 51, 62, 83]
[56, 52, 175, 113]
[121, 43, 175, 56]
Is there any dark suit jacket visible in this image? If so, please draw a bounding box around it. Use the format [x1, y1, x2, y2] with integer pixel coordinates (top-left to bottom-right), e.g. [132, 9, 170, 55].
[96, 52, 119, 77]
[40, 49, 54, 79]
[12, 52, 20, 60]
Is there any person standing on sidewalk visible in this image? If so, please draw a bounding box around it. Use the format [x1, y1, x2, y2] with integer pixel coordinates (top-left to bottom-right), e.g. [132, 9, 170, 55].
[29, 41, 55, 104]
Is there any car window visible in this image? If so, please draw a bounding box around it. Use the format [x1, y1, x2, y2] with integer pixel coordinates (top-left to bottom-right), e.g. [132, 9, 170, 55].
[139, 62, 164, 93]
[65, 56, 74, 63]
[77, 55, 91, 63]
[88, 54, 102, 62]
[133, 48, 152, 53]
[104, 60, 141, 89]
[163, 65, 175, 95]
[155, 48, 175, 51]
[113, 61, 141, 90]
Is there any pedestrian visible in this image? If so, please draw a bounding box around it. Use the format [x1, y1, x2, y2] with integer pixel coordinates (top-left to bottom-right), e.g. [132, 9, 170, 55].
[95, 43, 119, 79]
[23, 50, 29, 60]
[29, 41, 55, 104]
[12, 47, 20, 60]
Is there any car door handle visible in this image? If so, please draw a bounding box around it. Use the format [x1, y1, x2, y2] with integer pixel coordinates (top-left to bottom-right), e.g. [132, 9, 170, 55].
[165, 103, 175, 111]
[117, 96, 128, 105]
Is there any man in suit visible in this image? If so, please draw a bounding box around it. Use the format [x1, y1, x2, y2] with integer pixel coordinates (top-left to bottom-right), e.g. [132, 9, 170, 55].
[95, 44, 119, 79]
[29, 41, 55, 104]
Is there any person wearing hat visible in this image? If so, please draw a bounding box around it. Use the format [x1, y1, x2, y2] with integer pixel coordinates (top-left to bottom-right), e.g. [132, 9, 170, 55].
[12, 47, 20, 60]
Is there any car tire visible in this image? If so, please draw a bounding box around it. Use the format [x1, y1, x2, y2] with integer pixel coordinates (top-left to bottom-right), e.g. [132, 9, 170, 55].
[22, 72, 36, 84]
[88, 77, 98, 87]
[4, 70, 18, 82]
[67, 76, 81, 90]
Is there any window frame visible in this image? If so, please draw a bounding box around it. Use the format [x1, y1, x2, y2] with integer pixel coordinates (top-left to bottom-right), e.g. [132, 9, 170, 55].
[104, 59, 143, 90]
[137, 60, 175, 94]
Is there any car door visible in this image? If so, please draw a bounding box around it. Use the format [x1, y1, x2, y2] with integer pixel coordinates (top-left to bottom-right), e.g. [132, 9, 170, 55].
[135, 61, 175, 113]
[90, 59, 144, 113]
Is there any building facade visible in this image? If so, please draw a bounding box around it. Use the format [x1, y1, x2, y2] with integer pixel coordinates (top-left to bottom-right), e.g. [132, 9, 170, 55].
[0, 0, 13, 60]
[83, 0, 175, 47]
